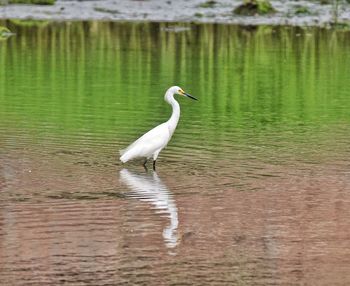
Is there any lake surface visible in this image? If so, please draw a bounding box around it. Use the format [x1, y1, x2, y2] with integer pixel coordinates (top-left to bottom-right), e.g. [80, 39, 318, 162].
[0, 21, 350, 285]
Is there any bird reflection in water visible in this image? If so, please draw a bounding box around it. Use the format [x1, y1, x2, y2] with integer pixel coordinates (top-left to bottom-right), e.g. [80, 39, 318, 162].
[119, 169, 179, 249]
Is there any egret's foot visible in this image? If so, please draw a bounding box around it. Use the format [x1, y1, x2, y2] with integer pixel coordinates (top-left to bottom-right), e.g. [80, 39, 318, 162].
[153, 160, 156, 171]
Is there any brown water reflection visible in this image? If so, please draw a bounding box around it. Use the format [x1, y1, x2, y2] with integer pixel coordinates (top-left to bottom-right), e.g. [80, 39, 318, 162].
[1, 148, 349, 285]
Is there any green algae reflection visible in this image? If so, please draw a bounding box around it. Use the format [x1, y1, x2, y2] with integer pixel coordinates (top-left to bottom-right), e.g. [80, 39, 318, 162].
[0, 21, 349, 164]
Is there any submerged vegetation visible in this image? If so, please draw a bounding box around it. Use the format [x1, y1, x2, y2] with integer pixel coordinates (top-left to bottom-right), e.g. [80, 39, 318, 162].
[0, 26, 10, 34]
[9, 0, 55, 4]
[0, 26, 12, 39]
[94, 7, 120, 14]
[294, 5, 312, 15]
[198, 0, 218, 8]
[234, 0, 276, 15]
[9, 19, 50, 26]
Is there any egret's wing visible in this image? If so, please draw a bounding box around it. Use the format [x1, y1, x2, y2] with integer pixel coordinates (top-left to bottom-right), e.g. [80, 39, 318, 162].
[120, 124, 165, 155]
[120, 123, 170, 162]
[119, 131, 148, 156]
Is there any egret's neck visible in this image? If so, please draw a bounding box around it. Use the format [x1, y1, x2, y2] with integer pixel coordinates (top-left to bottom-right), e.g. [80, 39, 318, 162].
[165, 92, 180, 135]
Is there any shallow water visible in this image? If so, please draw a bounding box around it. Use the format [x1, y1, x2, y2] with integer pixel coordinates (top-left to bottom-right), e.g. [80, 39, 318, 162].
[0, 21, 350, 285]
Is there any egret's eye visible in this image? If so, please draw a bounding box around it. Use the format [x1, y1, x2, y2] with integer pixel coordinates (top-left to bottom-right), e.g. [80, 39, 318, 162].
[179, 89, 184, 94]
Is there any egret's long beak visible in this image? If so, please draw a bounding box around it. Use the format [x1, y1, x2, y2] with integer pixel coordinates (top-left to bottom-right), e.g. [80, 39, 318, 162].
[184, 92, 197, 100]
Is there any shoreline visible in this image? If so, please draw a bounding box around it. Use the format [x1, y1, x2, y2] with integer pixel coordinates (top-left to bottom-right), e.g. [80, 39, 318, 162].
[0, 0, 350, 28]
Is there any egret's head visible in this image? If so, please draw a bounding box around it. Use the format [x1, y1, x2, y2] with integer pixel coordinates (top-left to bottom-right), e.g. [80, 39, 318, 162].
[169, 86, 197, 100]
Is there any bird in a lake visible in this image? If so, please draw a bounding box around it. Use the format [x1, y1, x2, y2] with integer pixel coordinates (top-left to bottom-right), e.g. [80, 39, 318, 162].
[120, 86, 197, 170]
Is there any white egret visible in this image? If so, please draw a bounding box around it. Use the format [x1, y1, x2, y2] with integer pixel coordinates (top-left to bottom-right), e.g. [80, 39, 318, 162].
[120, 86, 197, 170]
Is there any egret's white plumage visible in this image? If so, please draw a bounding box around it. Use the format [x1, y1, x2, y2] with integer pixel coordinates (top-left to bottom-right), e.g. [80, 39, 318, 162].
[119, 86, 197, 169]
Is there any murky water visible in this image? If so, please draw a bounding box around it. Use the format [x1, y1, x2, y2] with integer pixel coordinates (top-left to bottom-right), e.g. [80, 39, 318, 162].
[1, 21, 350, 285]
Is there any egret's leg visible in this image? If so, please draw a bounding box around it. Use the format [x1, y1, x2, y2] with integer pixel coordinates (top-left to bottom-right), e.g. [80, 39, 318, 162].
[152, 149, 161, 171]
